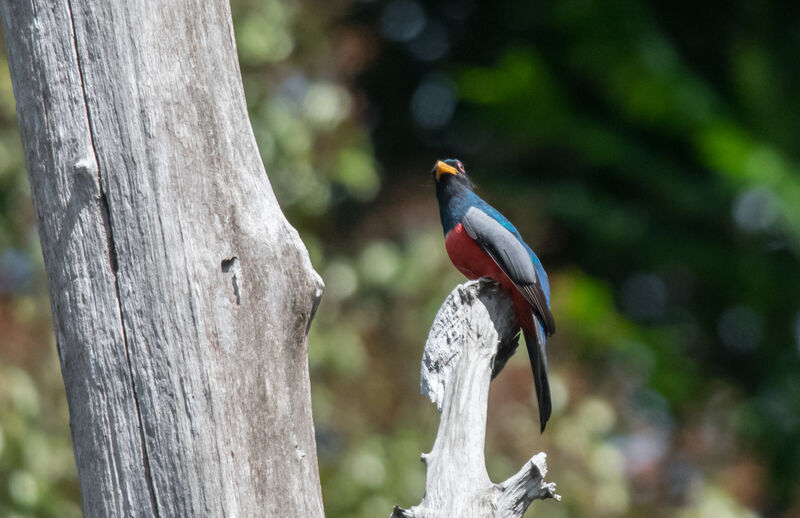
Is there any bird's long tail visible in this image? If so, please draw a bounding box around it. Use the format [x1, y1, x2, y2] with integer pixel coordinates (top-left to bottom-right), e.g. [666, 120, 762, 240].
[524, 325, 551, 433]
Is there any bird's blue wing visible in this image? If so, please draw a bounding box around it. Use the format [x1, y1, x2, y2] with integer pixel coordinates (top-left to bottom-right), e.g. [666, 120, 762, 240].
[467, 193, 523, 236]
[525, 243, 551, 306]
[468, 194, 552, 306]
[461, 205, 556, 335]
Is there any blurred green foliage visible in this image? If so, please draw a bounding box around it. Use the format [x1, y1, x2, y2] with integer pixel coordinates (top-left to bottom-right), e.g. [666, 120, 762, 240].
[2, 0, 800, 517]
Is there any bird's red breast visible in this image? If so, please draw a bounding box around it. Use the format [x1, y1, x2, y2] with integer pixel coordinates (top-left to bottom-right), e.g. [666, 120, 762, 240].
[445, 223, 537, 334]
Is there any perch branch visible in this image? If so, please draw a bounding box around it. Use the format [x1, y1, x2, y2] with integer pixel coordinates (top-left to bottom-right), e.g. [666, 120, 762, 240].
[392, 279, 559, 518]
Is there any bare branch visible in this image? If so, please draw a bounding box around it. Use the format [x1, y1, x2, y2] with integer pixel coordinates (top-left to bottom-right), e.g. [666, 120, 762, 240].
[497, 453, 561, 516]
[395, 279, 559, 517]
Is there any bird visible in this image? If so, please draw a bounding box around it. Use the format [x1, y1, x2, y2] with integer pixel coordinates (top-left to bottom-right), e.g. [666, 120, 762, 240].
[432, 158, 555, 432]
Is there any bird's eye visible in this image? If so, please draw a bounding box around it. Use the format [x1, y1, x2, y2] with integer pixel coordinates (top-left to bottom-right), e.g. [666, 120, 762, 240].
[456, 161, 465, 173]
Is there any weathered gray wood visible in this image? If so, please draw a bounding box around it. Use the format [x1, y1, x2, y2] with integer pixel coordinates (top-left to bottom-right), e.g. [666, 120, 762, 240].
[0, 1, 325, 516]
[394, 280, 559, 518]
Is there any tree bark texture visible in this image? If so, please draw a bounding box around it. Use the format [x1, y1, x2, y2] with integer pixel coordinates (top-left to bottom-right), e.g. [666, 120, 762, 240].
[393, 280, 559, 518]
[0, 1, 325, 516]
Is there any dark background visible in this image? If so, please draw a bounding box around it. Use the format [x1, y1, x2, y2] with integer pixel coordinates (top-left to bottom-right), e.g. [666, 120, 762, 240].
[1, 0, 799, 516]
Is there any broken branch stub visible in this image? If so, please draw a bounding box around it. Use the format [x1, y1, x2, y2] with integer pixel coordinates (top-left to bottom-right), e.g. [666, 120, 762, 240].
[394, 279, 559, 518]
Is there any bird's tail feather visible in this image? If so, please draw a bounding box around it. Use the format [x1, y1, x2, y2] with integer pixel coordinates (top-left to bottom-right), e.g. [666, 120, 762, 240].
[524, 326, 551, 433]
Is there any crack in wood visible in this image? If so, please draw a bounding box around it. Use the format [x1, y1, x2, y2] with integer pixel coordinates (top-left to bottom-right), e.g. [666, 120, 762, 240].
[64, 1, 161, 515]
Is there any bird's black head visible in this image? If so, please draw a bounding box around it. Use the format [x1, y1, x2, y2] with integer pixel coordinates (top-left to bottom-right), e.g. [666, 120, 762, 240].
[432, 159, 474, 191]
[432, 159, 475, 232]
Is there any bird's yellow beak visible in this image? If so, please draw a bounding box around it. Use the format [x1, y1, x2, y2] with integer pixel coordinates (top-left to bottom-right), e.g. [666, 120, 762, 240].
[434, 160, 459, 181]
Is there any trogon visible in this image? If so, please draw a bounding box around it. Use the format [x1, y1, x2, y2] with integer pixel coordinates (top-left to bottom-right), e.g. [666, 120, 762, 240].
[432, 159, 556, 432]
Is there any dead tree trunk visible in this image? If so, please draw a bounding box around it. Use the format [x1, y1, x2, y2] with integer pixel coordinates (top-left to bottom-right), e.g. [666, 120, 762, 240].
[392, 280, 559, 518]
[0, 1, 325, 516]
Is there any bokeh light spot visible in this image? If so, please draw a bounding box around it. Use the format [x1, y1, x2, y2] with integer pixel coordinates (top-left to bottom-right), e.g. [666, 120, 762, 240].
[359, 242, 402, 285]
[549, 372, 569, 414]
[336, 148, 380, 201]
[348, 448, 386, 488]
[323, 261, 359, 300]
[620, 273, 668, 321]
[8, 470, 38, 506]
[590, 444, 625, 480]
[578, 398, 616, 436]
[718, 305, 763, 353]
[7, 369, 40, 417]
[303, 83, 353, 130]
[622, 427, 669, 477]
[594, 480, 630, 515]
[0, 248, 33, 293]
[380, 0, 426, 42]
[236, 10, 295, 64]
[406, 20, 450, 61]
[410, 74, 456, 130]
[733, 186, 778, 233]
